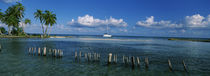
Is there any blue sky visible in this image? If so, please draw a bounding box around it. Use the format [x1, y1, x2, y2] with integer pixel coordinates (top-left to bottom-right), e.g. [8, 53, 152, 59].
[0, 0, 210, 38]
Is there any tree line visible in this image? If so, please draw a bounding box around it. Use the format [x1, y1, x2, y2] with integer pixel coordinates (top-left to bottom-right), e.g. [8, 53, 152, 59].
[0, 2, 56, 37]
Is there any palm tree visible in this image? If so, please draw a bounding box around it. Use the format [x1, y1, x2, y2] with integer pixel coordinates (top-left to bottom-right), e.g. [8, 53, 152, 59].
[22, 18, 31, 34]
[43, 10, 56, 37]
[0, 9, 4, 35]
[0, 9, 3, 20]
[3, 14, 19, 35]
[3, 6, 19, 35]
[34, 9, 45, 36]
[14, 2, 25, 34]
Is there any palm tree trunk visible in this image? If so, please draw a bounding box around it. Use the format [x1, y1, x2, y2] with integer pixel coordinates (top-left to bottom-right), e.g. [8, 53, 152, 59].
[41, 23, 44, 36]
[44, 25, 49, 37]
[8, 26, 11, 35]
[21, 19, 24, 34]
[48, 26, 52, 37]
[0, 30, 2, 35]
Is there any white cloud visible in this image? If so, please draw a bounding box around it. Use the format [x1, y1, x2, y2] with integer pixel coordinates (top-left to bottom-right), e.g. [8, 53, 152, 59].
[1, 0, 21, 3]
[185, 14, 210, 28]
[67, 14, 127, 27]
[136, 16, 182, 28]
[119, 29, 128, 32]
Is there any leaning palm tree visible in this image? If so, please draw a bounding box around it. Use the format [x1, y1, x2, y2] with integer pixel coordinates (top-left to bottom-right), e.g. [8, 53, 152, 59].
[22, 18, 31, 34]
[43, 10, 56, 37]
[34, 9, 45, 36]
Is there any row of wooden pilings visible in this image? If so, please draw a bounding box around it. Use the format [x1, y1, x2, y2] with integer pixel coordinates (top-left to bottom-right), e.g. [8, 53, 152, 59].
[28, 47, 63, 58]
[75, 51, 188, 72]
[75, 51, 101, 62]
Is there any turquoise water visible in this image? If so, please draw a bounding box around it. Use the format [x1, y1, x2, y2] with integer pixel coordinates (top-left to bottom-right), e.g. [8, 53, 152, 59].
[0, 36, 210, 76]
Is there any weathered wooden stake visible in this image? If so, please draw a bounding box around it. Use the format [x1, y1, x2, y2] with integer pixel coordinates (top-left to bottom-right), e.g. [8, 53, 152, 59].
[57, 50, 60, 58]
[113, 54, 117, 63]
[89, 53, 92, 61]
[126, 57, 129, 64]
[137, 57, 140, 66]
[60, 50, 63, 57]
[131, 56, 135, 69]
[123, 55, 125, 64]
[0, 45, 1, 51]
[43, 47, 46, 56]
[79, 51, 81, 61]
[34, 48, 36, 55]
[38, 48, 41, 55]
[75, 51, 77, 60]
[128, 56, 131, 64]
[183, 60, 188, 72]
[48, 49, 51, 55]
[85, 53, 87, 61]
[87, 53, 90, 62]
[54, 49, 57, 57]
[98, 54, 100, 61]
[113, 54, 116, 63]
[28, 48, 31, 54]
[145, 57, 149, 68]
[168, 59, 173, 71]
[31, 48, 34, 55]
[108, 53, 112, 65]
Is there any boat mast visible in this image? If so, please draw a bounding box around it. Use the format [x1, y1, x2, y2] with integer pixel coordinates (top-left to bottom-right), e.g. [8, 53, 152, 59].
[107, 24, 108, 34]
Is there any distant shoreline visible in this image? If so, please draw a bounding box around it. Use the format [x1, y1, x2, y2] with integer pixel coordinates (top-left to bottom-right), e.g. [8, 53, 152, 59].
[0, 35, 72, 38]
[168, 38, 210, 42]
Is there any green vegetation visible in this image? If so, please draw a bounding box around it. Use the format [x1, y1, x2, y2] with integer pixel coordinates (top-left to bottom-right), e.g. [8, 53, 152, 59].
[168, 38, 210, 42]
[0, 2, 57, 38]
[0, 27, 7, 35]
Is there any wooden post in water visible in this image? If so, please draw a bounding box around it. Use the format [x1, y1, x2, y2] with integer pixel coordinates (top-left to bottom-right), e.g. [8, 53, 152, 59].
[89, 53, 92, 62]
[85, 53, 87, 61]
[43, 47, 46, 56]
[31, 48, 34, 55]
[87, 53, 90, 62]
[96, 53, 98, 61]
[126, 56, 129, 65]
[54, 49, 57, 57]
[60, 50, 63, 58]
[123, 55, 125, 64]
[34, 48, 36, 55]
[182, 60, 188, 72]
[128, 56, 131, 64]
[28, 48, 31, 55]
[79, 51, 81, 61]
[48, 49, 51, 56]
[131, 56, 135, 69]
[113, 54, 116, 64]
[97, 53, 100, 62]
[113, 54, 117, 64]
[75, 51, 77, 61]
[38, 48, 41, 55]
[0, 45, 1, 51]
[57, 50, 60, 58]
[107, 53, 112, 65]
[168, 59, 173, 71]
[137, 57, 140, 66]
[145, 57, 149, 68]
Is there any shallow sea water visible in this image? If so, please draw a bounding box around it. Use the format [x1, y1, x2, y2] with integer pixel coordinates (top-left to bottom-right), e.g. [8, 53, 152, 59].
[0, 36, 210, 76]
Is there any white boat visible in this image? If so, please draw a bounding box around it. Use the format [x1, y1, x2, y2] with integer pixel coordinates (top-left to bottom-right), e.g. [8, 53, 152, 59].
[103, 24, 112, 38]
[103, 33, 112, 37]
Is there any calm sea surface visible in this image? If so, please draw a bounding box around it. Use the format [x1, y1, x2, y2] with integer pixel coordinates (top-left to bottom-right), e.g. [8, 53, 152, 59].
[0, 36, 210, 76]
